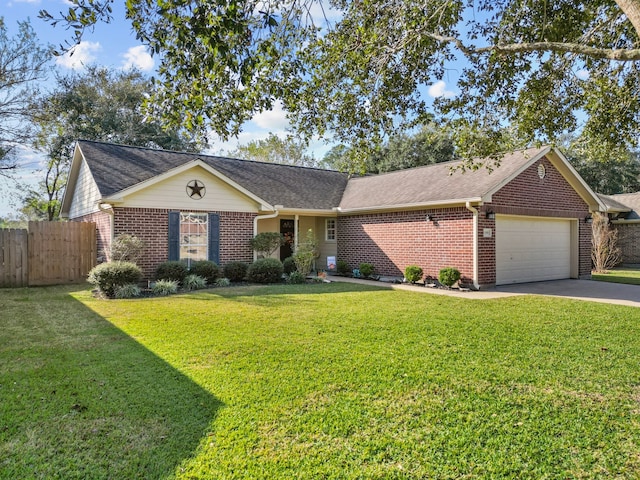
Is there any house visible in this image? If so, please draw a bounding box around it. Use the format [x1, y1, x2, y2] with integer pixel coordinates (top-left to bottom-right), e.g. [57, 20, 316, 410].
[61, 140, 603, 288]
[599, 192, 640, 264]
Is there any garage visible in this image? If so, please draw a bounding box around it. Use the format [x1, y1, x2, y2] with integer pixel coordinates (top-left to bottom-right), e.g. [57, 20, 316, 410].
[495, 216, 573, 285]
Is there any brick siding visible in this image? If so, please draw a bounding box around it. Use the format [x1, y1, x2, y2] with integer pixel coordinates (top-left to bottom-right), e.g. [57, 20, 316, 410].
[614, 223, 640, 264]
[71, 210, 112, 263]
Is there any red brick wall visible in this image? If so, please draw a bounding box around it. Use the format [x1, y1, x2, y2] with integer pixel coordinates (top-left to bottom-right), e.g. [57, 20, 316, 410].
[71, 210, 112, 263]
[614, 223, 640, 264]
[337, 208, 474, 282]
[113, 207, 255, 280]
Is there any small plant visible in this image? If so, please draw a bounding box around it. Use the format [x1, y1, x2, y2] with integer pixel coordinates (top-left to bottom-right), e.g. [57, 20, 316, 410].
[114, 283, 141, 299]
[250, 232, 283, 258]
[155, 261, 188, 283]
[439, 267, 461, 287]
[287, 271, 307, 284]
[591, 212, 622, 273]
[223, 261, 248, 282]
[215, 277, 231, 287]
[359, 262, 374, 278]
[153, 279, 179, 296]
[247, 258, 284, 284]
[109, 234, 145, 263]
[87, 261, 142, 298]
[336, 259, 351, 276]
[293, 229, 319, 276]
[183, 274, 207, 291]
[405, 265, 424, 284]
[282, 256, 297, 275]
[189, 260, 220, 283]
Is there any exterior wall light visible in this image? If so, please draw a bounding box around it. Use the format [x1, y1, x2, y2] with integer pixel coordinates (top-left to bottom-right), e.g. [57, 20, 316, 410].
[485, 210, 495, 220]
[584, 215, 593, 224]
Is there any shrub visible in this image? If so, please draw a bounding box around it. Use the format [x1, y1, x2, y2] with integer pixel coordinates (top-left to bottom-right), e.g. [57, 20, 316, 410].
[247, 258, 284, 284]
[153, 279, 179, 296]
[282, 256, 297, 275]
[183, 274, 207, 291]
[109, 234, 145, 263]
[155, 261, 188, 283]
[250, 232, 283, 258]
[189, 260, 220, 283]
[223, 261, 248, 282]
[293, 229, 319, 276]
[287, 271, 306, 284]
[215, 277, 231, 287]
[359, 262, 375, 278]
[404, 265, 424, 284]
[591, 212, 622, 273]
[87, 261, 142, 298]
[439, 267, 461, 287]
[114, 283, 141, 299]
[336, 259, 351, 276]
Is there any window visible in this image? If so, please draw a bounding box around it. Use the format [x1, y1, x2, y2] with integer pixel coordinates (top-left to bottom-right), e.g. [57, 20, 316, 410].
[180, 212, 208, 265]
[326, 218, 336, 241]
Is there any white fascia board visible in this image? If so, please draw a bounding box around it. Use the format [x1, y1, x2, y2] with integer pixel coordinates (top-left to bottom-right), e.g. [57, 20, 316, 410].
[337, 198, 483, 215]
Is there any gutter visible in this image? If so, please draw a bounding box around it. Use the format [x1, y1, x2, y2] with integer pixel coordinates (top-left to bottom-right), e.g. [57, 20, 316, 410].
[465, 201, 481, 290]
[253, 205, 282, 261]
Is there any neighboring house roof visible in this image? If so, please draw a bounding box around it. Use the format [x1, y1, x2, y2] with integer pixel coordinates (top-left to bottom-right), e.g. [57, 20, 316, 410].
[338, 146, 603, 212]
[73, 140, 349, 211]
[600, 192, 640, 220]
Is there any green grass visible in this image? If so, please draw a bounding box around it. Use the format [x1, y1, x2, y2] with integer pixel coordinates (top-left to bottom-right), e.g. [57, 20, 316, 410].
[2, 283, 640, 478]
[592, 267, 640, 285]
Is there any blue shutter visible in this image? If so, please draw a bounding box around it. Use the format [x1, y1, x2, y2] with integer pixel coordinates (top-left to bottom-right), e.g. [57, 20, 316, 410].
[168, 211, 180, 261]
[208, 213, 220, 264]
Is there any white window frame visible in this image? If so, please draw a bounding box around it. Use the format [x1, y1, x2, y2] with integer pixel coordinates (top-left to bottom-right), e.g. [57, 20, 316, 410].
[325, 218, 337, 242]
[180, 212, 208, 266]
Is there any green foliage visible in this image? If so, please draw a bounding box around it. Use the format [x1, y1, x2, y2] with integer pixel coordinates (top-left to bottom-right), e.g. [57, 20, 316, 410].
[404, 265, 424, 284]
[293, 229, 319, 277]
[215, 277, 231, 287]
[439, 267, 461, 287]
[230, 133, 318, 167]
[282, 256, 297, 275]
[155, 261, 188, 283]
[286, 271, 307, 284]
[249, 232, 283, 259]
[336, 260, 351, 276]
[87, 261, 142, 298]
[153, 279, 179, 296]
[247, 258, 284, 284]
[114, 283, 142, 299]
[359, 263, 375, 278]
[223, 261, 248, 282]
[189, 260, 219, 284]
[110, 234, 145, 263]
[183, 274, 207, 291]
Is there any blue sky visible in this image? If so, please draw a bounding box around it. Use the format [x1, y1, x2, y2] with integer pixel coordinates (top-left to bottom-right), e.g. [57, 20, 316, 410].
[0, 0, 458, 217]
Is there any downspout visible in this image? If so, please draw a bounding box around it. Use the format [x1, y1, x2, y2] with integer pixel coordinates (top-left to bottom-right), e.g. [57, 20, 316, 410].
[253, 207, 281, 261]
[98, 201, 114, 262]
[465, 202, 481, 290]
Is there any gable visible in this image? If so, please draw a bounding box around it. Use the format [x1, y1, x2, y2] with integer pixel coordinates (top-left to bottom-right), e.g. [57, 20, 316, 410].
[68, 156, 102, 218]
[113, 165, 261, 212]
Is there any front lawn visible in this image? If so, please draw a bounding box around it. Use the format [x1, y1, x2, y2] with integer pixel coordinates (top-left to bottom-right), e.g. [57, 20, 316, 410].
[592, 267, 640, 285]
[2, 283, 640, 478]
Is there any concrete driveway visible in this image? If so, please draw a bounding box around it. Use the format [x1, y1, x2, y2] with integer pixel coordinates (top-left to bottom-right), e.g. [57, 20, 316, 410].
[495, 279, 640, 308]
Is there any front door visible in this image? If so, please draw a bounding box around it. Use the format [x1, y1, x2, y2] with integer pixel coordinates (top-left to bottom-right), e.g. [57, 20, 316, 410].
[280, 219, 294, 261]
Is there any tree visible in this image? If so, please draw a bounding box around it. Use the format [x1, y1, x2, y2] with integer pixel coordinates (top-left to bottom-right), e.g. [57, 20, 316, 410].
[0, 18, 50, 175]
[27, 66, 207, 220]
[591, 212, 622, 272]
[40, 1, 640, 167]
[229, 133, 317, 167]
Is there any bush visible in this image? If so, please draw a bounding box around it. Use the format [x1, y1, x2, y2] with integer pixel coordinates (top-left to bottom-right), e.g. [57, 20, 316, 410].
[250, 232, 283, 258]
[439, 267, 461, 287]
[287, 271, 306, 284]
[359, 262, 375, 278]
[336, 259, 351, 276]
[87, 261, 142, 298]
[155, 261, 188, 283]
[153, 279, 179, 296]
[114, 283, 141, 299]
[223, 261, 248, 282]
[189, 260, 220, 283]
[109, 234, 145, 263]
[215, 277, 231, 287]
[404, 265, 424, 284]
[282, 256, 297, 275]
[247, 258, 284, 284]
[183, 274, 207, 291]
[293, 229, 319, 276]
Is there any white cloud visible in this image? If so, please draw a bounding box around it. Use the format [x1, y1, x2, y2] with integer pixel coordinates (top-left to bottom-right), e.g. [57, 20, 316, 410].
[56, 41, 101, 70]
[250, 101, 290, 131]
[122, 45, 155, 71]
[575, 69, 590, 80]
[428, 80, 456, 98]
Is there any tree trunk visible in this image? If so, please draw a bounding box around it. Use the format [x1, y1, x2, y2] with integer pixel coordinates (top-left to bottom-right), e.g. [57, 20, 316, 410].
[615, 0, 640, 39]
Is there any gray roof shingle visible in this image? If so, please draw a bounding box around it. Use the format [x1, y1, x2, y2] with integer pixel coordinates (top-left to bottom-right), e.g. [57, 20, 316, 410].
[600, 192, 640, 219]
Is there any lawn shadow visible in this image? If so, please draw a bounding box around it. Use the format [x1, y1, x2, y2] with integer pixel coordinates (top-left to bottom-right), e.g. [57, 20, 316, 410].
[0, 286, 222, 479]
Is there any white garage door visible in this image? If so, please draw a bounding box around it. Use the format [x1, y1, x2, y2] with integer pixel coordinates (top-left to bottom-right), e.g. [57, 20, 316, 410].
[496, 216, 572, 285]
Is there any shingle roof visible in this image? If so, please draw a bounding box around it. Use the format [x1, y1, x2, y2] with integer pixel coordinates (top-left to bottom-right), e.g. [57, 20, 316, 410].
[77, 140, 349, 210]
[339, 146, 549, 210]
[600, 192, 639, 219]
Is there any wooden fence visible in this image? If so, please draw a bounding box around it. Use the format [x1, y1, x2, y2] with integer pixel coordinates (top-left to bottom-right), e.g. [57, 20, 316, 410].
[0, 221, 96, 287]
